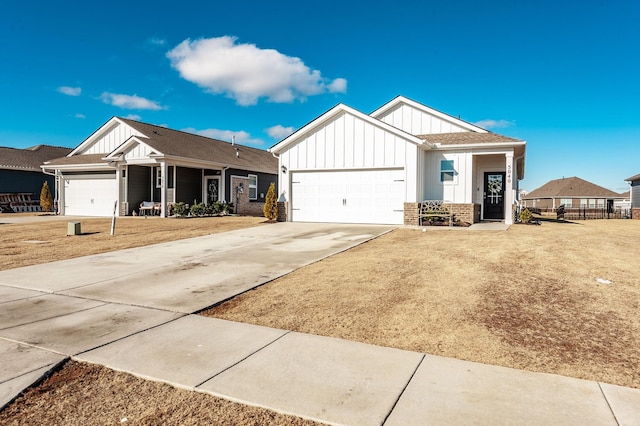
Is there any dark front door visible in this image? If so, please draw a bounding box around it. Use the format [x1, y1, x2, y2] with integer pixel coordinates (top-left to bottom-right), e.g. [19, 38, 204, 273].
[484, 172, 505, 220]
[206, 177, 220, 204]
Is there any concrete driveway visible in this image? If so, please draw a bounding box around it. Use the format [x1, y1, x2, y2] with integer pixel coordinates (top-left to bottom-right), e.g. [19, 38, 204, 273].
[0, 222, 393, 408]
[2, 220, 639, 424]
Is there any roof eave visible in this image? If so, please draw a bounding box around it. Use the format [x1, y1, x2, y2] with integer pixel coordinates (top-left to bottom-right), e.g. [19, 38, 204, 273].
[432, 141, 526, 150]
[40, 162, 114, 172]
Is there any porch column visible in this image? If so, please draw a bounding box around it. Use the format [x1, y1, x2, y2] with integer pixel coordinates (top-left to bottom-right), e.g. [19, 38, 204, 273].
[115, 166, 122, 217]
[505, 153, 514, 225]
[160, 161, 167, 218]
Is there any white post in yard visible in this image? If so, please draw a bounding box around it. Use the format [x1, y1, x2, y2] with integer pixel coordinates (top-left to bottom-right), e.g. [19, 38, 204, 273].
[110, 200, 117, 236]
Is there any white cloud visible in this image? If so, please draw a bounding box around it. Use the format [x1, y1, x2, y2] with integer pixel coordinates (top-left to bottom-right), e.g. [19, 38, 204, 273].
[73, 113, 86, 119]
[266, 124, 295, 140]
[125, 114, 142, 120]
[148, 37, 166, 46]
[474, 119, 515, 129]
[166, 36, 348, 106]
[99, 92, 164, 110]
[58, 86, 81, 96]
[183, 127, 264, 146]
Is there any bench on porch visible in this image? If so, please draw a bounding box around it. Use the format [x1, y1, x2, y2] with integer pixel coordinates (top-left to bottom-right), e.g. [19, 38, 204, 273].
[139, 201, 161, 216]
[419, 200, 453, 226]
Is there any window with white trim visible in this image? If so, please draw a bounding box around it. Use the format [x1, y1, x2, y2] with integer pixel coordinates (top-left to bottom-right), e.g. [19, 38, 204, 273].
[440, 160, 455, 182]
[248, 174, 257, 200]
[155, 167, 162, 188]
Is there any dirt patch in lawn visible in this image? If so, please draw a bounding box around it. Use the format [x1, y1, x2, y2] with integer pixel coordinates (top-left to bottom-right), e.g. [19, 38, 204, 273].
[0, 361, 319, 426]
[203, 220, 640, 389]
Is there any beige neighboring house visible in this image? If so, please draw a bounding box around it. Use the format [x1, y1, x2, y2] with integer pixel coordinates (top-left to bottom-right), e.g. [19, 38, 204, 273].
[522, 176, 625, 212]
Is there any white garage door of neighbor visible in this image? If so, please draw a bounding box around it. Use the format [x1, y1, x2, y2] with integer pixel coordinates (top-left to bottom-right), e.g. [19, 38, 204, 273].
[291, 169, 405, 224]
[64, 177, 117, 216]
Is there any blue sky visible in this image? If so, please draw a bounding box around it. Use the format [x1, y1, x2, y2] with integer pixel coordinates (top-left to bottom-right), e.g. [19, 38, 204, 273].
[1, 0, 638, 193]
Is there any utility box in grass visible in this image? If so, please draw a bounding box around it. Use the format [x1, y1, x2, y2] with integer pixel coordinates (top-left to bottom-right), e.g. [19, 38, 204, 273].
[67, 222, 81, 236]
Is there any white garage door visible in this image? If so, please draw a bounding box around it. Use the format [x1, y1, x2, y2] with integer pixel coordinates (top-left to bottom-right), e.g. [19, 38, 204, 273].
[64, 175, 117, 216]
[291, 169, 405, 224]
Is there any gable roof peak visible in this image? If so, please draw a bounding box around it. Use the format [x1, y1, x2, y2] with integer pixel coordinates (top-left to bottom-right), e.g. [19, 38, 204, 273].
[370, 95, 489, 134]
[269, 101, 428, 154]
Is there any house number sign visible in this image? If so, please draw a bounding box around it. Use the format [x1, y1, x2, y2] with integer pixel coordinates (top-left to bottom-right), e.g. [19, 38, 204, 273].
[507, 164, 512, 184]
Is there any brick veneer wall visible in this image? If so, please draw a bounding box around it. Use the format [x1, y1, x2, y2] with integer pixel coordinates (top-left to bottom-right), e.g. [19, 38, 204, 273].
[231, 176, 266, 217]
[633, 208, 640, 220]
[449, 203, 480, 224]
[404, 202, 419, 226]
[277, 201, 288, 222]
[404, 202, 480, 226]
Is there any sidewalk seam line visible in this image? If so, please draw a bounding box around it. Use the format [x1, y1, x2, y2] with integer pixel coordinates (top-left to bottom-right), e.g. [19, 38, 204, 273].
[381, 353, 426, 426]
[194, 331, 291, 388]
[0, 300, 110, 331]
[73, 314, 188, 357]
[597, 382, 621, 425]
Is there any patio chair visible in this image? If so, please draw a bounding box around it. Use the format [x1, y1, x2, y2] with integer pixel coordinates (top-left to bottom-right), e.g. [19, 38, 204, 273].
[139, 201, 156, 216]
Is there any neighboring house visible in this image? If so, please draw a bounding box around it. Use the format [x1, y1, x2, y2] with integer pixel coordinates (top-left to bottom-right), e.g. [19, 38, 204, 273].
[614, 190, 631, 213]
[522, 176, 625, 212]
[269, 96, 526, 225]
[42, 117, 277, 217]
[625, 173, 640, 219]
[0, 144, 72, 195]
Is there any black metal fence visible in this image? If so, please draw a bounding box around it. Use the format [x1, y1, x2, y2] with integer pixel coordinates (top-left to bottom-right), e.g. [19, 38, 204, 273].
[559, 208, 631, 220]
[519, 206, 632, 221]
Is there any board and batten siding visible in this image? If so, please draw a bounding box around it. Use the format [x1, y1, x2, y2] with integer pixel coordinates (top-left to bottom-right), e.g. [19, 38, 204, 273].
[422, 150, 474, 203]
[121, 141, 156, 162]
[376, 104, 470, 135]
[278, 112, 420, 202]
[83, 122, 144, 155]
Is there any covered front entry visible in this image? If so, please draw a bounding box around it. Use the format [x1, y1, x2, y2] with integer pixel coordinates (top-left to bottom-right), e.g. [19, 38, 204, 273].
[483, 172, 505, 220]
[290, 169, 405, 224]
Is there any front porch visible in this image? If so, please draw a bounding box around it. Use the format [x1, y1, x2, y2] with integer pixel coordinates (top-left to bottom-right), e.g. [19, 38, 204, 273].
[118, 164, 226, 217]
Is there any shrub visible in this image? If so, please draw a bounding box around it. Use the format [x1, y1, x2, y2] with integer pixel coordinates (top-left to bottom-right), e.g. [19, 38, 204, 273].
[519, 208, 533, 223]
[39, 181, 53, 212]
[221, 202, 234, 215]
[263, 182, 278, 221]
[205, 202, 219, 216]
[190, 202, 206, 217]
[173, 202, 188, 217]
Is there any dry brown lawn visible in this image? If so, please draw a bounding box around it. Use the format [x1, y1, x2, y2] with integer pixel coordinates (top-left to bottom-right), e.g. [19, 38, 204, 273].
[203, 219, 640, 389]
[0, 214, 266, 271]
[0, 361, 317, 426]
[2, 215, 639, 424]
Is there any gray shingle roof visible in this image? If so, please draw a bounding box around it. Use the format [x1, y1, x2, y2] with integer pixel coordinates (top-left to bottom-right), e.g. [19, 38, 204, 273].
[418, 132, 523, 145]
[524, 176, 623, 199]
[44, 153, 107, 166]
[119, 118, 277, 174]
[0, 145, 72, 172]
[44, 118, 277, 175]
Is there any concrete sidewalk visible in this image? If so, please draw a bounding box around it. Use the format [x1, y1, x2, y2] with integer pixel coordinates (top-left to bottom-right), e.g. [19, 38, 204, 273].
[1, 221, 639, 424]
